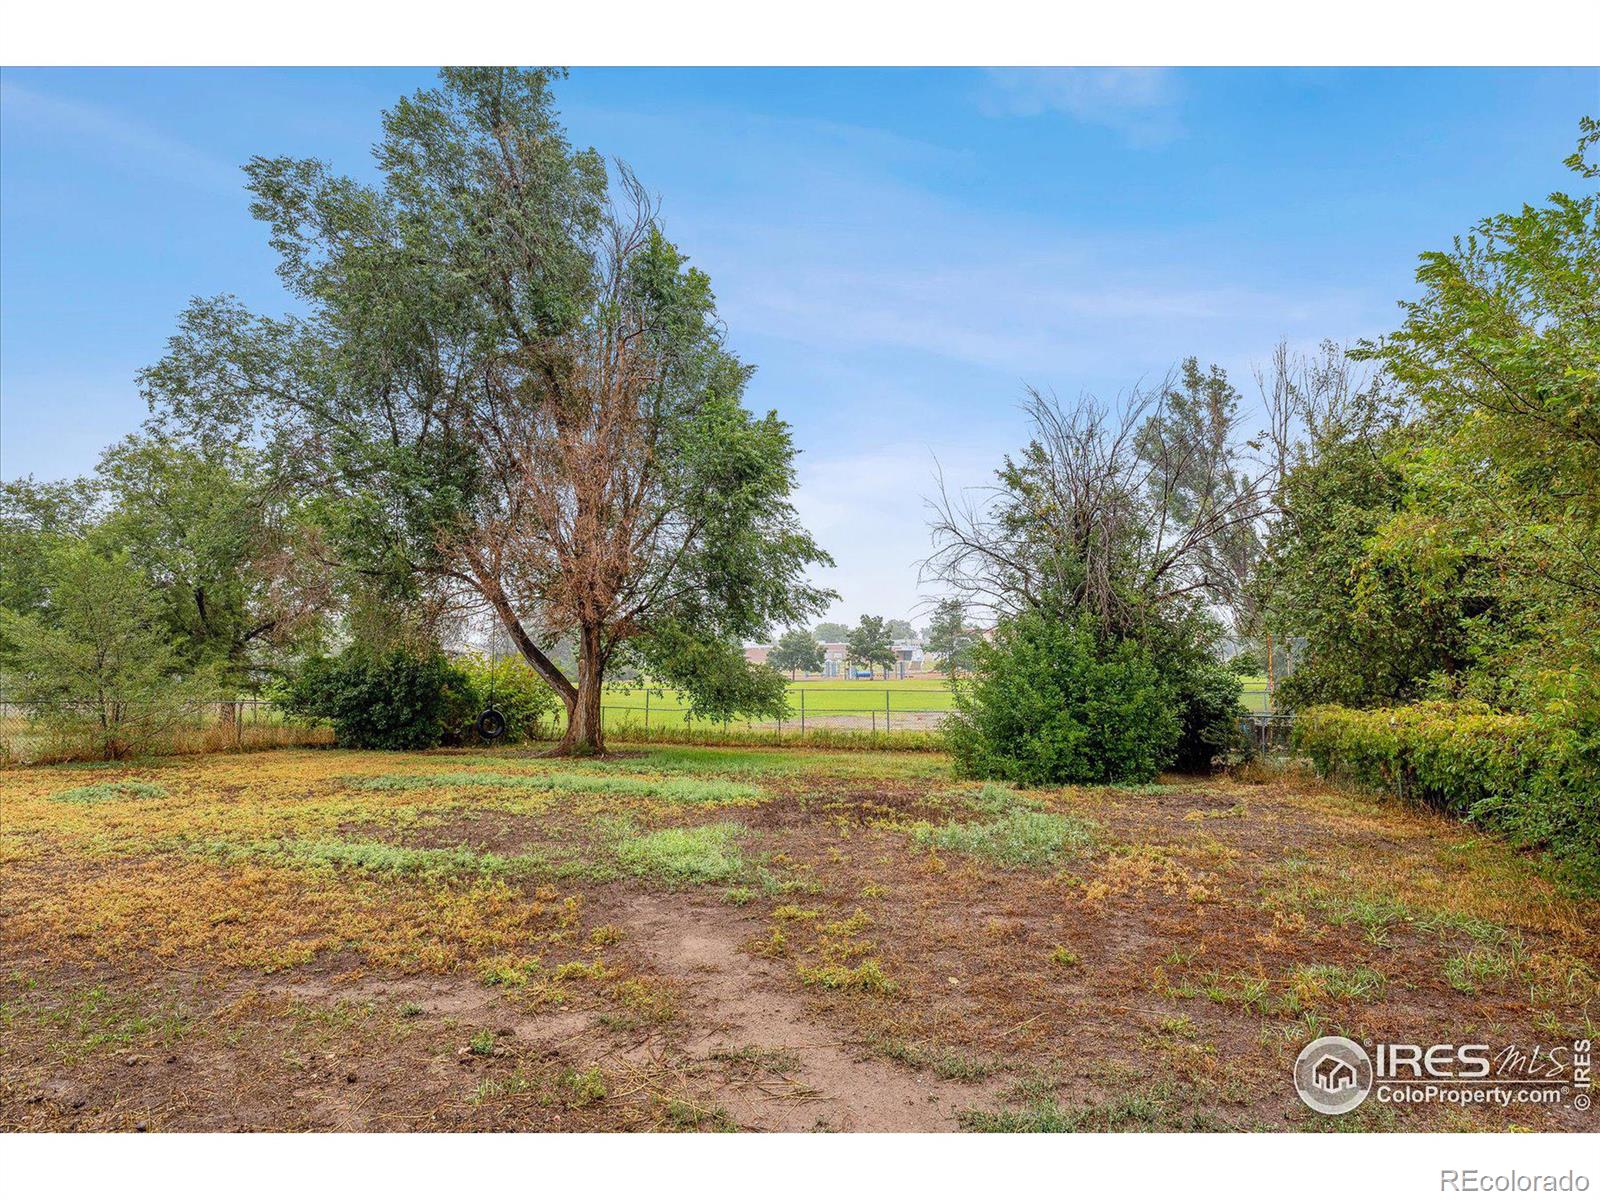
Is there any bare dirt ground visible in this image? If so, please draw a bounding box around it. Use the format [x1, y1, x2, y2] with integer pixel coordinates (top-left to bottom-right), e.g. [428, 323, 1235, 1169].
[1, 745, 1594, 1132]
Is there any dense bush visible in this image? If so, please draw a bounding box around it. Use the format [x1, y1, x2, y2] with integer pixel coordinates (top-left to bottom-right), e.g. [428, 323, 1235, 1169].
[1294, 702, 1599, 892]
[1166, 655, 1249, 772]
[1226, 650, 1262, 676]
[454, 652, 561, 742]
[279, 647, 472, 750]
[945, 612, 1180, 786]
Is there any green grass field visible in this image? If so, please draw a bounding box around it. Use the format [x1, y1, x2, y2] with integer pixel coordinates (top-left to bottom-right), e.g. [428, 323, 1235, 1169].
[598, 673, 1274, 731]
[600, 678, 957, 728]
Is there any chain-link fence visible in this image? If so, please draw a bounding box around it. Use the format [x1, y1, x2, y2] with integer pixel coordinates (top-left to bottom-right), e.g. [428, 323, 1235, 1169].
[0, 698, 332, 764]
[4, 689, 1296, 761]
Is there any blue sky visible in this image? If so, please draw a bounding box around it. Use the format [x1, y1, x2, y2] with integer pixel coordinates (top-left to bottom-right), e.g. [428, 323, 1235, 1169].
[2, 67, 1595, 624]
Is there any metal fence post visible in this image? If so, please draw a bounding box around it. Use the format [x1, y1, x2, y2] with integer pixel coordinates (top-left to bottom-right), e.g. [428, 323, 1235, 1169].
[800, 690, 805, 735]
[644, 693, 649, 732]
[885, 688, 891, 734]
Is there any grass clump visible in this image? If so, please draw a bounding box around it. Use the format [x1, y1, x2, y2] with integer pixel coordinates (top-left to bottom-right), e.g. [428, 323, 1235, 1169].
[50, 780, 168, 804]
[796, 959, 895, 993]
[1285, 963, 1388, 1007]
[349, 771, 757, 805]
[559, 1066, 608, 1107]
[190, 837, 525, 879]
[911, 807, 1098, 869]
[1444, 947, 1516, 994]
[615, 823, 746, 884]
[960, 1081, 1223, 1132]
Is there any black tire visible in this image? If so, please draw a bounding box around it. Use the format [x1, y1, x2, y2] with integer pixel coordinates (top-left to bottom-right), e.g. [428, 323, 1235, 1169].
[475, 708, 507, 741]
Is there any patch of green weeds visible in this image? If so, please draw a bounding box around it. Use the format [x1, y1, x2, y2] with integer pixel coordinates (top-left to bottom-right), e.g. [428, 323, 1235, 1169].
[796, 959, 895, 993]
[873, 1037, 1003, 1081]
[661, 1096, 736, 1131]
[349, 772, 757, 805]
[960, 1080, 1231, 1132]
[910, 807, 1098, 869]
[186, 837, 530, 878]
[615, 823, 746, 884]
[559, 1065, 608, 1106]
[50, 781, 168, 804]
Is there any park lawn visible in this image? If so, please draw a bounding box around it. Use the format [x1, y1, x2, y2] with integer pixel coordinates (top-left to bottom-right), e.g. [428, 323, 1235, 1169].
[1, 744, 1594, 1132]
[599, 675, 1271, 728]
[600, 678, 958, 729]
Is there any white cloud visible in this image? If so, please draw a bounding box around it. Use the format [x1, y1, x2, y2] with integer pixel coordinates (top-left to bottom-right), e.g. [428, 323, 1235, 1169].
[792, 441, 1005, 628]
[0, 79, 242, 196]
[977, 68, 1182, 144]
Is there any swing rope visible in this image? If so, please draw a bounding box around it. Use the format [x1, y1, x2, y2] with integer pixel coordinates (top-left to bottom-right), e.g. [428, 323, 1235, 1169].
[476, 616, 508, 742]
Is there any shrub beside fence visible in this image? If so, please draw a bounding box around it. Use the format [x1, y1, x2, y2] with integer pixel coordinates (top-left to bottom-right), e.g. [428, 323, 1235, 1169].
[1294, 701, 1599, 892]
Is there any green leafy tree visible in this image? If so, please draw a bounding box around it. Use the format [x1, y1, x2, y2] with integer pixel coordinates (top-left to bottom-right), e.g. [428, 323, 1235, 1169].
[1263, 119, 1599, 717]
[0, 544, 214, 758]
[922, 597, 975, 676]
[1349, 116, 1600, 714]
[0, 477, 99, 631]
[812, 621, 849, 643]
[845, 614, 896, 679]
[768, 628, 825, 679]
[885, 618, 916, 640]
[139, 68, 830, 754]
[96, 435, 331, 695]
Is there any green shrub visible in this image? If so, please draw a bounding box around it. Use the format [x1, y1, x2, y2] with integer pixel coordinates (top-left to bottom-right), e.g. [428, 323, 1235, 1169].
[944, 611, 1179, 786]
[453, 652, 561, 743]
[1166, 654, 1249, 772]
[278, 646, 471, 751]
[1294, 702, 1599, 892]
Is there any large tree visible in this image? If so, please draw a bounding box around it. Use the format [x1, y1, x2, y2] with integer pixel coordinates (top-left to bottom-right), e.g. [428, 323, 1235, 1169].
[1260, 118, 1599, 714]
[140, 68, 832, 753]
[923, 369, 1271, 642]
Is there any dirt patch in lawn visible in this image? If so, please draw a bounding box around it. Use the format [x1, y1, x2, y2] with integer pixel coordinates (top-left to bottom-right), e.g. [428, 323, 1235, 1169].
[608, 891, 997, 1130]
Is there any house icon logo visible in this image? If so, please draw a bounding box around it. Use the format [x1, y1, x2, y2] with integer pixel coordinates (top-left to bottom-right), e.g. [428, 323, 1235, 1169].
[1294, 1036, 1373, 1115]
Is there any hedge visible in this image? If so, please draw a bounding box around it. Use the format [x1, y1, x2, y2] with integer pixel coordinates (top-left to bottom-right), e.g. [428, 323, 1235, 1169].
[1294, 701, 1599, 893]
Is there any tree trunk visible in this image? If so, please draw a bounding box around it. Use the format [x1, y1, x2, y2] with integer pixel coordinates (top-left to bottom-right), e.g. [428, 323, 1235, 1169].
[471, 565, 579, 714]
[558, 622, 606, 755]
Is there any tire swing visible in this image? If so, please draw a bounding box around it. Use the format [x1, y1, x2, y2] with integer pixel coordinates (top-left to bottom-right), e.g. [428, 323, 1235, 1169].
[476, 629, 508, 743]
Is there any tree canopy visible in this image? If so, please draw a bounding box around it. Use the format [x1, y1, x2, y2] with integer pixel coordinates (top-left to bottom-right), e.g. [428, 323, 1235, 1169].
[845, 615, 896, 679]
[768, 627, 825, 678]
[139, 68, 833, 752]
